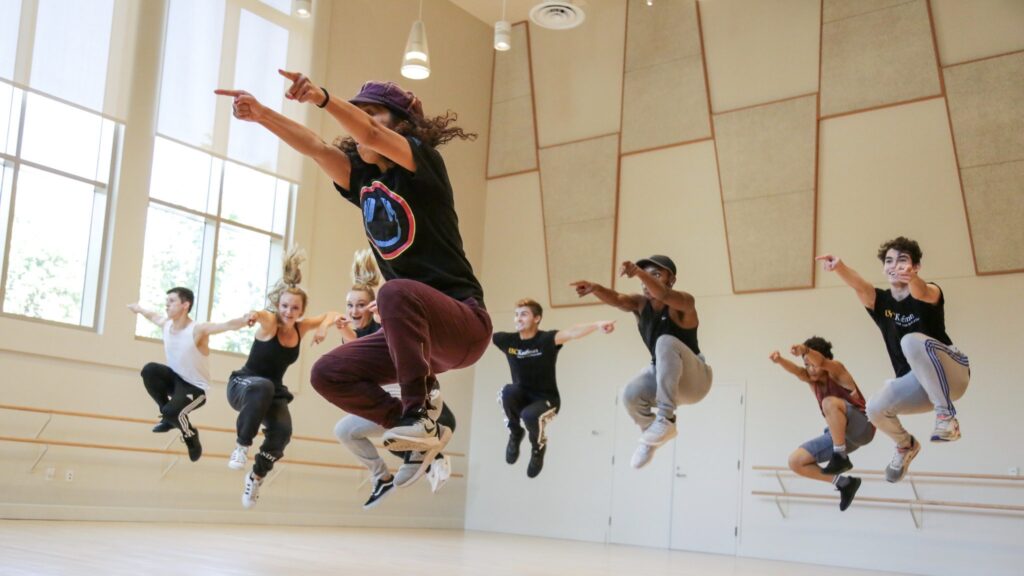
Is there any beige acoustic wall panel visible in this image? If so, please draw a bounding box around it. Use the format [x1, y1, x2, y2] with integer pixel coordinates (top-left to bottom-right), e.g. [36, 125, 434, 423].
[944, 52, 1024, 273]
[482, 172, 550, 308]
[714, 94, 817, 292]
[620, 0, 710, 153]
[539, 134, 619, 306]
[488, 24, 537, 177]
[700, 0, 821, 113]
[616, 141, 732, 298]
[817, 99, 974, 286]
[931, 0, 1024, 66]
[530, 0, 627, 147]
[820, 0, 941, 117]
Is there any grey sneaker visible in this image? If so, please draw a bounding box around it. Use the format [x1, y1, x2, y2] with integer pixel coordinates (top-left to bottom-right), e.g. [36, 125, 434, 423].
[241, 472, 263, 509]
[885, 437, 921, 483]
[640, 416, 678, 446]
[931, 415, 961, 442]
[631, 443, 657, 469]
[383, 409, 442, 452]
[228, 444, 249, 470]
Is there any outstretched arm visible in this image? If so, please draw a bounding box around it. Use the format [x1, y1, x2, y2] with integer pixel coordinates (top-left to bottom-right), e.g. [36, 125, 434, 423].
[298, 312, 338, 346]
[214, 88, 352, 188]
[816, 254, 876, 309]
[570, 280, 644, 313]
[769, 350, 813, 383]
[127, 303, 166, 327]
[277, 70, 416, 173]
[194, 312, 257, 343]
[891, 266, 941, 305]
[790, 344, 859, 394]
[554, 320, 616, 346]
[619, 261, 696, 316]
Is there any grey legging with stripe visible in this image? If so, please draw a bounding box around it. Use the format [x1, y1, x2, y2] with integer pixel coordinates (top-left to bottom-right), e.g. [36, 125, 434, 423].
[866, 332, 970, 446]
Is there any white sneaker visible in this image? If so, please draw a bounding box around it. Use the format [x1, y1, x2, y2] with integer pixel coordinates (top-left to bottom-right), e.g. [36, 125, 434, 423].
[885, 437, 921, 483]
[631, 443, 657, 469]
[640, 416, 678, 446]
[426, 453, 451, 493]
[383, 410, 442, 452]
[228, 444, 249, 470]
[242, 472, 263, 509]
[931, 415, 961, 442]
[394, 425, 453, 488]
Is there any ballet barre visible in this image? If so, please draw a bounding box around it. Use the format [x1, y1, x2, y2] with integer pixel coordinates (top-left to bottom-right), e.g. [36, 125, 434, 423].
[0, 403, 466, 457]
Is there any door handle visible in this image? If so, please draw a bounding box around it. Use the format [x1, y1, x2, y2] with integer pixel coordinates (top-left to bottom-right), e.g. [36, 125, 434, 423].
[676, 473, 687, 478]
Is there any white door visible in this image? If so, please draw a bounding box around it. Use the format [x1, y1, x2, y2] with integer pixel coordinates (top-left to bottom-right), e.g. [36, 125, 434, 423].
[669, 382, 745, 554]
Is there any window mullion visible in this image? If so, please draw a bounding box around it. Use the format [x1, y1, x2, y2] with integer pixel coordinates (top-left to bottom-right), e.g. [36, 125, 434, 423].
[13, 0, 39, 86]
[211, 0, 242, 158]
[0, 89, 29, 310]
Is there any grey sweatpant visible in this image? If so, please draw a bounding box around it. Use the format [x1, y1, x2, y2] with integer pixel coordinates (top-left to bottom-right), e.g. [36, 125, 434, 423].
[866, 333, 970, 446]
[334, 414, 389, 482]
[623, 335, 713, 429]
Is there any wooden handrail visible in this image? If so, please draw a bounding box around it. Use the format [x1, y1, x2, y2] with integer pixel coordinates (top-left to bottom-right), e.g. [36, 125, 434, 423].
[752, 490, 1024, 513]
[752, 465, 1024, 482]
[0, 435, 465, 478]
[0, 403, 466, 457]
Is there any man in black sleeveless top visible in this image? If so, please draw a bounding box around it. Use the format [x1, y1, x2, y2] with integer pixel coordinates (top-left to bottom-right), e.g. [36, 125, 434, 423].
[572, 255, 713, 469]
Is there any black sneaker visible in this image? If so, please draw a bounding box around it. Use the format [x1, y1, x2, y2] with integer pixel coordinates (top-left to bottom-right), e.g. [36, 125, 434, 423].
[838, 476, 861, 511]
[363, 476, 395, 510]
[821, 452, 853, 475]
[527, 445, 546, 478]
[506, 431, 524, 464]
[182, 427, 202, 462]
[152, 420, 175, 433]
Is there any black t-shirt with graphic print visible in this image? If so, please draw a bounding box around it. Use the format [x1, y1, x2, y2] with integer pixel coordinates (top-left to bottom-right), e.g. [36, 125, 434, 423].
[492, 330, 563, 398]
[334, 136, 485, 306]
[867, 286, 952, 377]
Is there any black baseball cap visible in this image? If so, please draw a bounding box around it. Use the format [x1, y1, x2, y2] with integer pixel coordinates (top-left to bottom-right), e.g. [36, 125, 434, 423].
[635, 255, 676, 276]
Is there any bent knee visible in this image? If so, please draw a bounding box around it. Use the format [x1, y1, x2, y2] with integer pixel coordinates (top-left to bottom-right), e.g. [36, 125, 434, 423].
[788, 449, 811, 471]
[821, 396, 846, 414]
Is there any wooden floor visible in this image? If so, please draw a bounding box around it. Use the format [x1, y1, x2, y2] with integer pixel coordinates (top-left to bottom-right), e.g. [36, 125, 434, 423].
[0, 521, 912, 576]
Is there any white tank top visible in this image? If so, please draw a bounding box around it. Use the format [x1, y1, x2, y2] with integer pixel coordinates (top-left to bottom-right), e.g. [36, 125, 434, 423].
[162, 321, 211, 391]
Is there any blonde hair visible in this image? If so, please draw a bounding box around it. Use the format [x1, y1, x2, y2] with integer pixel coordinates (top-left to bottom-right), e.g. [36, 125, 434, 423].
[267, 245, 308, 312]
[350, 248, 382, 300]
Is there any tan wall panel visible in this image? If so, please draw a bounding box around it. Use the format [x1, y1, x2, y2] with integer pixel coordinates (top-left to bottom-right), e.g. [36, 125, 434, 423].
[488, 24, 537, 177]
[820, 0, 940, 117]
[725, 191, 815, 291]
[488, 96, 538, 176]
[931, 0, 1024, 66]
[961, 161, 1024, 273]
[538, 134, 619, 226]
[529, 0, 626, 147]
[822, 0, 913, 22]
[944, 52, 1024, 168]
[817, 99, 974, 286]
[616, 141, 732, 297]
[624, 0, 701, 70]
[621, 56, 710, 153]
[481, 172, 550, 308]
[546, 219, 616, 307]
[714, 94, 817, 202]
[701, 0, 820, 113]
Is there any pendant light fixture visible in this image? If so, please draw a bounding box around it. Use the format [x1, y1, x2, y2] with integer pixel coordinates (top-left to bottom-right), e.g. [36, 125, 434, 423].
[294, 0, 312, 18]
[494, 0, 511, 51]
[401, 0, 430, 80]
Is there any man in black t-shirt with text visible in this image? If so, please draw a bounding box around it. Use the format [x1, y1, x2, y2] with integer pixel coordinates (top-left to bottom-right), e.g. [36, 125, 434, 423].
[492, 299, 615, 478]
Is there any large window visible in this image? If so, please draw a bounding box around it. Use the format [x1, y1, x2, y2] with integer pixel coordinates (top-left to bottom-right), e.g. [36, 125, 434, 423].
[137, 0, 304, 353]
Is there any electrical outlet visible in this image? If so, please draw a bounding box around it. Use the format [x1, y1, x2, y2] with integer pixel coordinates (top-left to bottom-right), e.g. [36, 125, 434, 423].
[65, 469, 74, 482]
[44, 467, 55, 481]
[1010, 467, 1020, 477]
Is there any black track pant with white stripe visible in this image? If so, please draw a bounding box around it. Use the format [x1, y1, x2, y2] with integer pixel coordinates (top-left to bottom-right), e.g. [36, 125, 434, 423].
[141, 362, 206, 437]
[227, 373, 292, 477]
[500, 384, 559, 450]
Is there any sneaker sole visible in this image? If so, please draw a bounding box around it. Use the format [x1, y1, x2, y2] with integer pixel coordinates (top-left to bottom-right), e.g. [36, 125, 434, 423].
[639, 429, 678, 447]
[930, 429, 961, 443]
[382, 433, 442, 453]
[395, 427, 452, 489]
[227, 461, 246, 470]
[363, 488, 394, 510]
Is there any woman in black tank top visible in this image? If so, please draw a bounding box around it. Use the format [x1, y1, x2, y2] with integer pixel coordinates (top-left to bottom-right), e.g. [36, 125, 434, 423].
[226, 247, 338, 509]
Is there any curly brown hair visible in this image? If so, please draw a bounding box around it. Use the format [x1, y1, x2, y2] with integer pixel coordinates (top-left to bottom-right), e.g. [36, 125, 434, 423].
[333, 111, 477, 157]
[876, 236, 922, 265]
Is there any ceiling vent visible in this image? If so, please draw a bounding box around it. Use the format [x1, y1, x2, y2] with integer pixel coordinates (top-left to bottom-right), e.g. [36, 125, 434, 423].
[529, 1, 586, 30]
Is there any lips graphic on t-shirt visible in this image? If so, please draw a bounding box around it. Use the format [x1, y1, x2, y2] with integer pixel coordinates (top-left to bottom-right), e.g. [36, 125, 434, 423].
[360, 181, 416, 260]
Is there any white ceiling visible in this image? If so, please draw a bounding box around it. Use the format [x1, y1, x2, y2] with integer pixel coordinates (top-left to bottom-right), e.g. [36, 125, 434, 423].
[449, 0, 583, 26]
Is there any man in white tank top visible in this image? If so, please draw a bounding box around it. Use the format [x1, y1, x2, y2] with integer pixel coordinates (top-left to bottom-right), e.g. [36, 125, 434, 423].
[129, 287, 253, 462]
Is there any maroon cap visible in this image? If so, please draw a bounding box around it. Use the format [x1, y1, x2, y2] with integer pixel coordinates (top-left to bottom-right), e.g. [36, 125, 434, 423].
[350, 81, 424, 121]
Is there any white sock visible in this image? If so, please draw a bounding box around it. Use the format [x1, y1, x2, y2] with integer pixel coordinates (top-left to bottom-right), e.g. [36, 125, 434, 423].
[833, 444, 846, 455]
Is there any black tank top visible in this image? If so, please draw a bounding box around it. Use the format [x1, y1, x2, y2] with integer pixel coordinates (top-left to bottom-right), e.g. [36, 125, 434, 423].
[637, 299, 700, 363]
[241, 324, 301, 388]
[354, 319, 381, 339]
